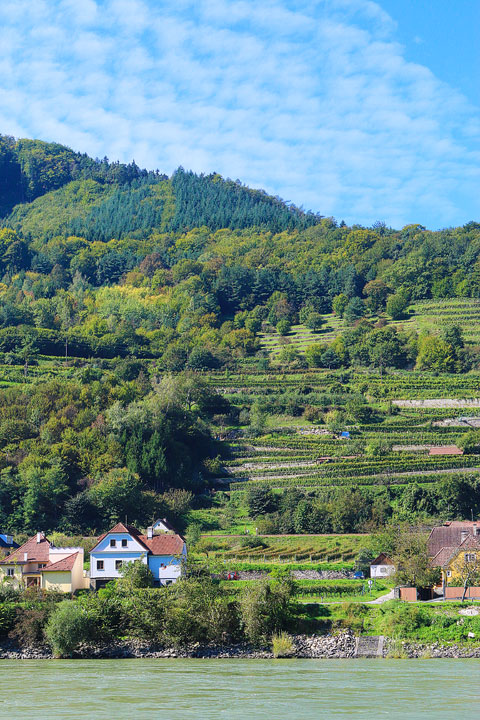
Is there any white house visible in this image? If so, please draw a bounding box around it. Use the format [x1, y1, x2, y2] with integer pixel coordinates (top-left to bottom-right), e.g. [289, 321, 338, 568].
[370, 553, 395, 578]
[89, 521, 186, 589]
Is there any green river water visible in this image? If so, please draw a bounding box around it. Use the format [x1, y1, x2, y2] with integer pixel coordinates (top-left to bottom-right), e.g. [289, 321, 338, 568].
[1, 658, 479, 719]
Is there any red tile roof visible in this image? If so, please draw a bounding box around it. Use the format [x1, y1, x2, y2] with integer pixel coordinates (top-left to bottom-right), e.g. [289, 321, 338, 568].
[42, 552, 79, 573]
[140, 534, 185, 555]
[0, 534, 51, 565]
[428, 446, 463, 456]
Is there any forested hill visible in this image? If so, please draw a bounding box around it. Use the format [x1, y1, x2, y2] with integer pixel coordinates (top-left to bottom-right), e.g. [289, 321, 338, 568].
[1, 131, 480, 371]
[0, 134, 320, 238]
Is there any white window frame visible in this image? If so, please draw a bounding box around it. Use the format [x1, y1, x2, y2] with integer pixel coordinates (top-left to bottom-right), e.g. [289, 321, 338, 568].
[6, 568, 14, 577]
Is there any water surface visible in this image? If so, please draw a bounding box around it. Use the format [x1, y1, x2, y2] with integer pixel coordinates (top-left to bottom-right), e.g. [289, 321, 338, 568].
[1, 658, 479, 720]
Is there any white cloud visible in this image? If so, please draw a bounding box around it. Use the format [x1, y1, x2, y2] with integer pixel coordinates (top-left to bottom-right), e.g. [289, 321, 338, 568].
[0, 0, 478, 228]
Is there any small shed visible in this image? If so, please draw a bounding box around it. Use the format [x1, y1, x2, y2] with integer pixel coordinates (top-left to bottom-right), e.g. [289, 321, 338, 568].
[428, 445, 463, 456]
[370, 553, 395, 578]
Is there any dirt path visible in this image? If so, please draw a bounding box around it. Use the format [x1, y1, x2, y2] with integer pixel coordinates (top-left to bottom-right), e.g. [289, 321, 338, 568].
[223, 465, 480, 484]
[394, 398, 480, 408]
[367, 589, 395, 604]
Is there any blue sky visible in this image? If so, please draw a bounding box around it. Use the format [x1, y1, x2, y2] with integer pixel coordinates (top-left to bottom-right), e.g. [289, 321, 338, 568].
[0, 0, 478, 229]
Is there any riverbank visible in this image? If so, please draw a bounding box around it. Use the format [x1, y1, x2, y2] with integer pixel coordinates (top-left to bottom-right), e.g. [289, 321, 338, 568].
[2, 632, 480, 660]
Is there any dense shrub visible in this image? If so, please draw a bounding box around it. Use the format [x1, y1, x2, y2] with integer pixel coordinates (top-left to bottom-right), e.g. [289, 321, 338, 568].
[44, 601, 90, 657]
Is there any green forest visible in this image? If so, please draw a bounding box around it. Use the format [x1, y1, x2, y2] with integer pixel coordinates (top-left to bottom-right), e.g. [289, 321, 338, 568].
[1, 133, 480, 538]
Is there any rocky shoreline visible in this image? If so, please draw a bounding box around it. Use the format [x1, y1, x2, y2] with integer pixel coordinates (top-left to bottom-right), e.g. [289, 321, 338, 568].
[1, 632, 480, 660]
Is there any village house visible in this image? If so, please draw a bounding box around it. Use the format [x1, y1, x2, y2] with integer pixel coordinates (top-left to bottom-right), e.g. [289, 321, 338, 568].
[428, 520, 480, 599]
[0, 532, 89, 592]
[427, 520, 480, 559]
[89, 519, 186, 590]
[431, 534, 480, 599]
[370, 553, 395, 578]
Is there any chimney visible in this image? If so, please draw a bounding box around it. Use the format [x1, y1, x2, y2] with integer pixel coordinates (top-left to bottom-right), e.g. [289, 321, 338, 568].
[23, 552, 27, 561]
[36, 532, 42, 543]
[147, 526, 153, 539]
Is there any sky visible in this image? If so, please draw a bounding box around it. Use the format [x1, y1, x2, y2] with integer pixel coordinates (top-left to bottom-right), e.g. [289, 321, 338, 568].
[0, 0, 478, 229]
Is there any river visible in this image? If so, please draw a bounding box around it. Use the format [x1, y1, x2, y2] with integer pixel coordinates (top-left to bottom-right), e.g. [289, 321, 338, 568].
[1, 658, 479, 719]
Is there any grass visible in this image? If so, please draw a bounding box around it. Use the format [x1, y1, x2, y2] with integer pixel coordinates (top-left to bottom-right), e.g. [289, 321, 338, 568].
[272, 631, 295, 657]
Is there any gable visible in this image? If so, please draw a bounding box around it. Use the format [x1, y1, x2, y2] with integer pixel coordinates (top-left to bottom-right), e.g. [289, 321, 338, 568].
[91, 532, 149, 555]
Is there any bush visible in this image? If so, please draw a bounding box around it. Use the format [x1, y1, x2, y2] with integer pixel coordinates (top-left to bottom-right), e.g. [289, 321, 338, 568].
[272, 631, 295, 658]
[44, 601, 90, 657]
[303, 405, 323, 423]
[0, 584, 21, 603]
[276, 320, 291, 336]
[241, 536, 267, 549]
[239, 575, 297, 644]
[0, 603, 17, 637]
[9, 607, 50, 646]
[116, 559, 154, 591]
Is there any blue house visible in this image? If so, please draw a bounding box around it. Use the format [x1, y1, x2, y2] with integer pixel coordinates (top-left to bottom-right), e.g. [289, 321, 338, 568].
[89, 519, 186, 590]
[0, 533, 18, 557]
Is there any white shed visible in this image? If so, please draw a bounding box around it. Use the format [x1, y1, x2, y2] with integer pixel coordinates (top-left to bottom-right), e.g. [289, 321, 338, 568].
[370, 553, 395, 578]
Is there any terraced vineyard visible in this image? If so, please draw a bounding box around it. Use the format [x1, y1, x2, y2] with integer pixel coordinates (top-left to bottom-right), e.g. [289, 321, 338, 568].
[257, 299, 480, 363]
[258, 317, 345, 357]
[204, 367, 480, 518]
[396, 298, 480, 345]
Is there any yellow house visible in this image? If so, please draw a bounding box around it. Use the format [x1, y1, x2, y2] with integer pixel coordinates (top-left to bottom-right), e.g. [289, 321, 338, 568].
[0, 532, 89, 593]
[431, 535, 480, 588]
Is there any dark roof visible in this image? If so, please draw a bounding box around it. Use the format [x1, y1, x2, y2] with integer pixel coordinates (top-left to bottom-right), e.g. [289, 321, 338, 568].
[427, 522, 479, 557]
[0, 538, 18, 550]
[42, 552, 79, 573]
[153, 518, 179, 533]
[431, 546, 457, 567]
[431, 535, 480, 567]
[0, 534, 51, 565]
[371, 553, 394, 566]
[140, 534, 185, 556]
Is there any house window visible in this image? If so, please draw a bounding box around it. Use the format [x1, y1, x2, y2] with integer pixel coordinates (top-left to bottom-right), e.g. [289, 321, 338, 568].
[110, 539, 116, 548]
[6, 568, 14, 577]
[380, 567, 387, 574]
[122, 539, 128, 547]
[97, 560, 104, 571]
[465, 553, 476, 562]
[38, 563, 46, 569]
[446, 570, 452, 577]
[115, 560, 123, 570]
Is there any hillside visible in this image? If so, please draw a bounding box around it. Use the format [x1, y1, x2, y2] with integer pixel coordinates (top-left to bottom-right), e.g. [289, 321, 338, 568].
[0, 133, 480, 548]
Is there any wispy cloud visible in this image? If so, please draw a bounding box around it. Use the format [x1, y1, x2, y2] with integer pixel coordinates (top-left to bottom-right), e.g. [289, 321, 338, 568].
[0, 0, 478, 228]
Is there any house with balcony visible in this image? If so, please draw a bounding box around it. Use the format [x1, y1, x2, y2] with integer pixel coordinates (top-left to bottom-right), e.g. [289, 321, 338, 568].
[0, 532, 88, 592]
[89, 519, 186, 590]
